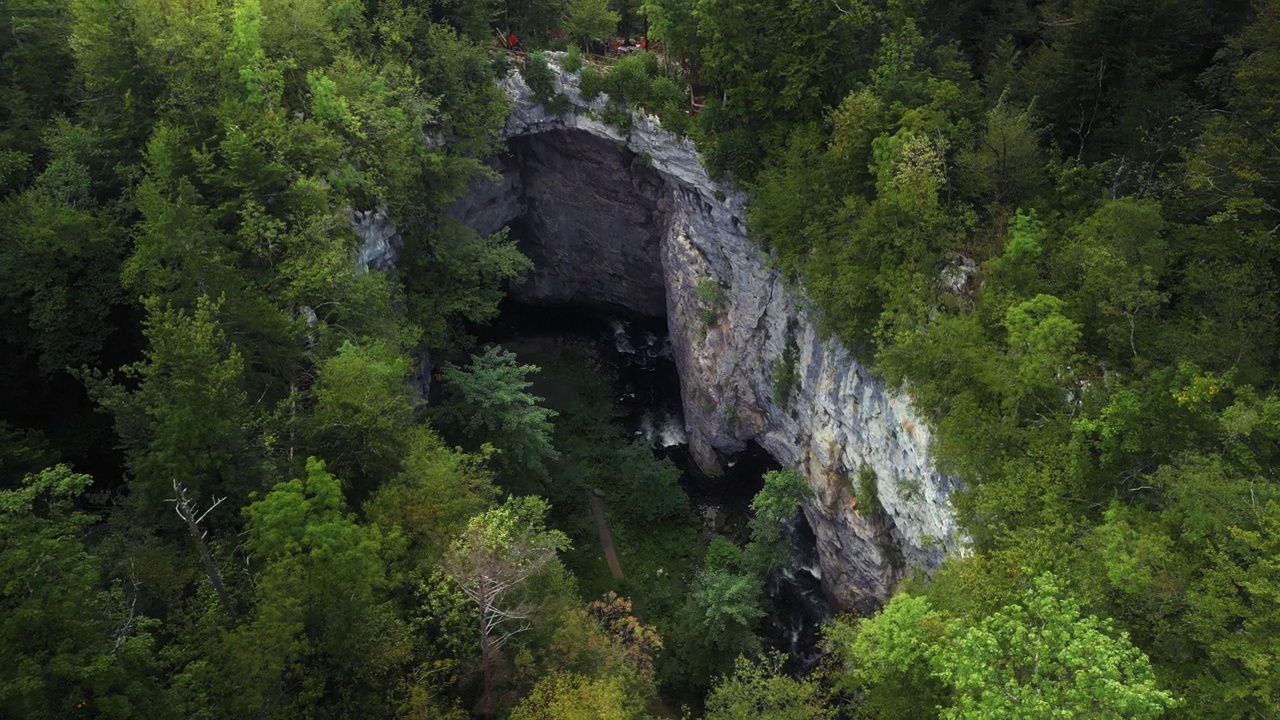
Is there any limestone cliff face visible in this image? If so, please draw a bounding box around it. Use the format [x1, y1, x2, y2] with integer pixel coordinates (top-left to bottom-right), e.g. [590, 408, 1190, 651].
[440, 55, 965, 609]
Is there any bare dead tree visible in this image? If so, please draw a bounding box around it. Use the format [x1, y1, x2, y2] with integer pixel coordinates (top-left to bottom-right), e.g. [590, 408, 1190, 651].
[168, 479, 234, 616]
[443, 498, 567, 718]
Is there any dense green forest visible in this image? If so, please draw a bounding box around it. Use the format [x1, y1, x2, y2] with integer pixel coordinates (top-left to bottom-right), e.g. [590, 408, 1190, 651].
[1, 0, 1278, 715]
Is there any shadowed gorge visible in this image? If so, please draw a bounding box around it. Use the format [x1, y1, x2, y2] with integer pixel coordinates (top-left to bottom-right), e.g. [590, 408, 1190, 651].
[443, 69, 962, 612]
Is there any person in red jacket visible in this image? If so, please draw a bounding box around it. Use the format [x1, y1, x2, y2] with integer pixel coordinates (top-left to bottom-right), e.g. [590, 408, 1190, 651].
[507, 32, 519, 49]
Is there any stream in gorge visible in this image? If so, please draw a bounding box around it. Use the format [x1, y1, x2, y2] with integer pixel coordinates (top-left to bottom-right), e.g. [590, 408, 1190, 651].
[479, 302, 831, 674]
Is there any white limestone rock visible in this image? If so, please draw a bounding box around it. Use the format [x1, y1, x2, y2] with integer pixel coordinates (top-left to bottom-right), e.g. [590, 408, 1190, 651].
[350, 208, 400, 271]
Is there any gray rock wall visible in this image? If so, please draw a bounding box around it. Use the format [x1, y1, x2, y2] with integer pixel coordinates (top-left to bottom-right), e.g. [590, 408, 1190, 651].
[437, 55, 966, 609]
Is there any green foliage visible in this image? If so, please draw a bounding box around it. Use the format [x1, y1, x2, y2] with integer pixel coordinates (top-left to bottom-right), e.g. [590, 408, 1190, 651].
[435, 346, 559, 481]
[835, 577, 1178, 720]
[934, 574, 1177, 720]
[650, 75, 689, 135]
[504, 0, 567, 45]
[770, 326, 801, 408]
[704, 653, 833, 720]
[744, 469, 810, 573]
[639, 0, 698, 72]
[87, 296, 261, 520]
[227, 457, 392, 716]
[828, 593, 950, 720]
[400, 221, 532, 351]
[525, 51, 558, 103]
[365, 429, 498, 572]
[0, 466, 167, 719]
[579, 66, 607, 100]
[1182, 501, 1280, 716]
[448, 495, 571, 584]
[516, 340, 699, 628]
[604, 52, 657, 105]
[853, 465, 882, 516]
[695, 277, 726, 306]
[563, 44, 584, 73]
[954, 94, 1044, 210]
[563, 0, 619, 49]
[305, 340, 418, 496]
[695, 278, 726, 327]
[691, 0, 872, 179]
[243, 458, 386, 647]
[6, 0, 1280, 713]
[510, 672, 646, 719]
[446, 495, 572, 714]
[0, 133, 126, 375]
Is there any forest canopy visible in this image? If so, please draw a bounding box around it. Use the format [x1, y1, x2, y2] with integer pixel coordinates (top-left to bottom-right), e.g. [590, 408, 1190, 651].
[2, 0, 1279, 716]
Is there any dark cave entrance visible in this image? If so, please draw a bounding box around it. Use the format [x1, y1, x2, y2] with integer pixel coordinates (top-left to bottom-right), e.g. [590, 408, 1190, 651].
[456, 126, 831, 675]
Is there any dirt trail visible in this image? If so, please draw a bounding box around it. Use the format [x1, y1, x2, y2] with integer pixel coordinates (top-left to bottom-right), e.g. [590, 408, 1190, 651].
[588, 492, 623, 579]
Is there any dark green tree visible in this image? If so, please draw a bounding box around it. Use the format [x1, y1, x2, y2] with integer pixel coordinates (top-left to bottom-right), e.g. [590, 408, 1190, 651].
[0, 467, 168, 719]
[435, 347, 560, 481]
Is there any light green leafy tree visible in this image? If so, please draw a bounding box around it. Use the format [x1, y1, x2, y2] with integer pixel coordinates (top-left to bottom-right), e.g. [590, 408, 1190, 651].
[222, 457, 389, 717]
[828, 593, 951, 720]
[365, 429, 498, 573]
[1001, 294, 1081, 406]
[305, 339, 418, 496]
[744, 468, 811, 574]
[835, 575, 1177, 720]
[704, 653, 832, 720]
[932, 574, 1178, 720]
[510, 672, 646, 720]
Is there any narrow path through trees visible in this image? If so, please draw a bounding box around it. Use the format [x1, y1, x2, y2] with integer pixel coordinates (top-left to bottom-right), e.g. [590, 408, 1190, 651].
[588, 491, 623, 579]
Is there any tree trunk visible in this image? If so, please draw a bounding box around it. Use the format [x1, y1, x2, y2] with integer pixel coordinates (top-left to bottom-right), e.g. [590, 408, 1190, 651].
[171, 480, 234, 616]
[479, 587, 494, 718]
[188, 517, 234, 616]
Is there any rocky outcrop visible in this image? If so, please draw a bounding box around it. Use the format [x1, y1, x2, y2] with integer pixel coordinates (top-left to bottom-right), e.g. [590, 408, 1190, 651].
[350, 208, 401, 271]
[443, 55, 965, 610]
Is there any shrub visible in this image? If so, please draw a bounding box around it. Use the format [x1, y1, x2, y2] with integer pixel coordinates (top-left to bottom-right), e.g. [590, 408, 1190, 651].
[605, 52, 655, 106]
[579, 66, 606, 101]
[490, 53, 511, 77]
[524, 52, 556, 103]
[695, 277, 725, 304]
[650, 75, 683, 108]
[546, 93, 573, 114]
[769, 325, 800, 407]
[695, 278, 726, 328]
[563, 44, 583, 73]
[600, 105, 632, 130]
[854, 465, 883, 516]
[660, 105, 689, 136]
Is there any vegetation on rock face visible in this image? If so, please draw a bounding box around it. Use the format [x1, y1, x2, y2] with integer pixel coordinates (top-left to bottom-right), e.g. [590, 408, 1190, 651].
[2, 0, 1279, 715]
